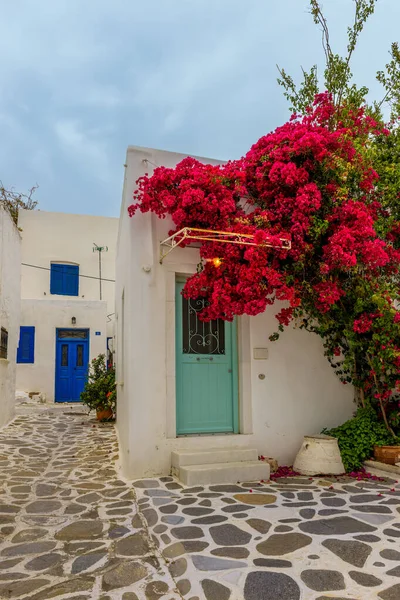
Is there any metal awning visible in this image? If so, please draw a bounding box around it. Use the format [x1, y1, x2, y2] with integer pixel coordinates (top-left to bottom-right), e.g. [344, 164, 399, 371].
[159, 227, 291, 263]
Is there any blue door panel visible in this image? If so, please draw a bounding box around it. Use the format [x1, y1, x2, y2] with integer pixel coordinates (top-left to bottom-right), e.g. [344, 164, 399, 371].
[72, 342, 88, 400]
[58, 378, 71, 402]
[56, 342, 71, 401]
[55, 331, 89, 402]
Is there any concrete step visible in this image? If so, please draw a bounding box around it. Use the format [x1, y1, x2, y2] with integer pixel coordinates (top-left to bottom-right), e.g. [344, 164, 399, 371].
[171, 448, 258, 469]
[364, 460, 400, 477]
[179, 460, 270, 486]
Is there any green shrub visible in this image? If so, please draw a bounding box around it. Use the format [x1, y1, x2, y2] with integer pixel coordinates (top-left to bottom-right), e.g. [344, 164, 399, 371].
[80, 354, 116, 417]
[322, 407, 395, 472]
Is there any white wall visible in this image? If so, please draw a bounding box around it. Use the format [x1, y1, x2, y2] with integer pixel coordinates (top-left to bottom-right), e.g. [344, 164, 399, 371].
[18, 210, 118, 337]
[0, 206, 21, 427]
[16, 299, 107, 401]
[116, 146, 354, 479]
[248, 310, 354, 465]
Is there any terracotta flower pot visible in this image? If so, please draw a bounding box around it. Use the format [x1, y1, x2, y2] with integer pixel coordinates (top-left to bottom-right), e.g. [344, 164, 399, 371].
[373, 445, 400, 465]
[96, 408, 113, 421]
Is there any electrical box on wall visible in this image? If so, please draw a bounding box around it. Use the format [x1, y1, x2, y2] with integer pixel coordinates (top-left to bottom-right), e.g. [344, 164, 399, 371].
[253, 347, 268, 360]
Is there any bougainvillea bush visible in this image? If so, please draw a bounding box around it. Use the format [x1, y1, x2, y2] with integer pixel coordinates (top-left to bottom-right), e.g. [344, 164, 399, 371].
[129, 93, 400, 437]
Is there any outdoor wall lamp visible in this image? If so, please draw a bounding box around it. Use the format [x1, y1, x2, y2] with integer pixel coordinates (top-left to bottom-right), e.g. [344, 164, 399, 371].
[205, 257, 223, 268]
[71, 317, 76, 325]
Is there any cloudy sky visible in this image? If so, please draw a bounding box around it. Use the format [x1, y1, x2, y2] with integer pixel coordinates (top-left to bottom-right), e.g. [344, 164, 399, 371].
[1, 0, 399, 217]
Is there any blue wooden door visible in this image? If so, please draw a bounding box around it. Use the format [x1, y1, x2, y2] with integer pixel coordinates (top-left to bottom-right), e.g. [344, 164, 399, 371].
[55, 330, 89, 402]
[176, 281, 238, 435]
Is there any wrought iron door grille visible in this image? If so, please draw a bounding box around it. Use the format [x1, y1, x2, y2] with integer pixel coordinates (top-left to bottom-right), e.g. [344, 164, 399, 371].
[182, 297, 225, 355]
[58, 330, 88, 339]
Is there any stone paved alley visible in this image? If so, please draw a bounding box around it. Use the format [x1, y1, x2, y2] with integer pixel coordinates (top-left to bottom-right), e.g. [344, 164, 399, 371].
[0, 406, 400, 600]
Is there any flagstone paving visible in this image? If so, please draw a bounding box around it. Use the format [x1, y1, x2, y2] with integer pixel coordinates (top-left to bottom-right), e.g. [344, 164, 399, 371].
[0, 406, 180, 600]
[134, 476, 400, 599]
[0, 405, 400, 599]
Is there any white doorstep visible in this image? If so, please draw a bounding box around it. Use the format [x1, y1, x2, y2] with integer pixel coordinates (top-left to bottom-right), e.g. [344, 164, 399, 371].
[179, 460, 270, 486]
[171, 447, 258, 468]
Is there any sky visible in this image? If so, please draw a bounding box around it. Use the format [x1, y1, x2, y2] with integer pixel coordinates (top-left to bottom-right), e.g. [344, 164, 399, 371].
[1, 0, 399, 217]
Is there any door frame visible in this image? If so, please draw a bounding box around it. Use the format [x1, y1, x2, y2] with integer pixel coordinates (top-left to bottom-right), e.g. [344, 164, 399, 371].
[165, 268, 253, 439]
[54, 328, 90, 403]
[175, 276, 239, 436]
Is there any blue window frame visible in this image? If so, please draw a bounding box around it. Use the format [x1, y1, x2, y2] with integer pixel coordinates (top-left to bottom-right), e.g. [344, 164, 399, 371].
[50, 263, 79, 296]
[17, 326, 35, 363]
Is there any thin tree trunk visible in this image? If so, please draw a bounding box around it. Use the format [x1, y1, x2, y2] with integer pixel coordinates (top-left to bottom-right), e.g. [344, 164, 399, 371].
[367, 355, 396, 438]
[353, 361, 365, 408]
[359, 387, 365, 409]
[377, 394, 395, 438]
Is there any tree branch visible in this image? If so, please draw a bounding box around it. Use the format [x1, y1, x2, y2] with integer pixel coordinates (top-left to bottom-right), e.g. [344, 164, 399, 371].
[367, 354, 396, 437]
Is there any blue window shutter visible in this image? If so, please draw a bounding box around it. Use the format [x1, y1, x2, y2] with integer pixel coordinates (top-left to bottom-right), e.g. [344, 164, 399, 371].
[50, 264, 79, 296]
[64, 265, 79, 296]
[17, 327, 35, 363]
[50, 264, 64, 295]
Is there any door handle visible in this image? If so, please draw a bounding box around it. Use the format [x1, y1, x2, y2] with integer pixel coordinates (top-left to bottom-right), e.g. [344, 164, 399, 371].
[209, 357, 213, 361]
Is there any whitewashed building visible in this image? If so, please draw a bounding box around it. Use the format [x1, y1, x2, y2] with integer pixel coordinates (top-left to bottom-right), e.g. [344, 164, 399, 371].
[0, 206, 21, 427]
[16, 210, 118, 403]
[116, 146, 354, 483]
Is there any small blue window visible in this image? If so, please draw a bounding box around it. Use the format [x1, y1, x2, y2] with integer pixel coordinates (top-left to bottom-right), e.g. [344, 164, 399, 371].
[50, 264, 79, 296]
[17, 327, 35, 363]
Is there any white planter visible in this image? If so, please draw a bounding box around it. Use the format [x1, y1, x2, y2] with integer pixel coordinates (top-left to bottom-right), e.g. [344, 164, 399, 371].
[293, 434, 344, 476]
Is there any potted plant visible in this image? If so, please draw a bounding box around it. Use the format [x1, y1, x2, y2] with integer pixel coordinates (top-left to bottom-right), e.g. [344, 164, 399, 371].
[80, 354, 116, 420]
[372, 402, 400, 464]
[373, 444, 400, 465]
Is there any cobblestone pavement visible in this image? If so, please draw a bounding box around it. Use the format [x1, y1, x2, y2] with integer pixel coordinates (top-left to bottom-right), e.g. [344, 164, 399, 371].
[1, 407, 400, 600]
[0, 405, 180, 600]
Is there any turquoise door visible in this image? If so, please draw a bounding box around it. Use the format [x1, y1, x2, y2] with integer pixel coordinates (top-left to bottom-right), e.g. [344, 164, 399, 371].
[176, 281, 239, 435]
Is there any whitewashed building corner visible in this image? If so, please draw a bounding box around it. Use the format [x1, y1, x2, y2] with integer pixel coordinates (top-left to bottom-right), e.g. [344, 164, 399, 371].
[16, 209, 118, 403]
[0, 206, 21, 427]
[115, 146, 355, 483]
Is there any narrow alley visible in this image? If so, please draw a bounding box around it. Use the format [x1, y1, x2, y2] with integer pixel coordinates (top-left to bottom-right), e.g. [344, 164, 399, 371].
[0, 405, 179, 600]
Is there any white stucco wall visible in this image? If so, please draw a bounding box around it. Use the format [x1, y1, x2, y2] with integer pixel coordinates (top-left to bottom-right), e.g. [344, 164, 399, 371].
[18, 210, 118, 337]
[116, 146, 354, 479]
[16, 299, 107, 401]
[0, 206, 21, 427]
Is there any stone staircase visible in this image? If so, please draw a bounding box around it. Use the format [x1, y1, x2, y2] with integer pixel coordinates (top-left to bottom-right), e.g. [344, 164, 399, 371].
[171, 447, 270, 486]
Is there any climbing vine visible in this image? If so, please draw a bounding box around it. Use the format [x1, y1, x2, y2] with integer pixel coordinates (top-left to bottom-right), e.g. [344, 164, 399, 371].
[129, 94, 400, 435]
[129, 1, 400, 436]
